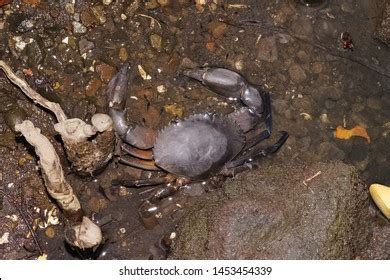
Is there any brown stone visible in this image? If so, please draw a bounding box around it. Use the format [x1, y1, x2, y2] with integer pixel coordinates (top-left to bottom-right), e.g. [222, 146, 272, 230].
[45, 227, 56, 239]
[288, 64, 307, 83]
[208, 20, 228, 39]
[85, 79, 102, 97]
[96, 63, 115, 82]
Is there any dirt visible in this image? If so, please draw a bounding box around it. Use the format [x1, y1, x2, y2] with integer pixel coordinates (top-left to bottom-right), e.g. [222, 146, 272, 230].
[0, 0, 389, 259]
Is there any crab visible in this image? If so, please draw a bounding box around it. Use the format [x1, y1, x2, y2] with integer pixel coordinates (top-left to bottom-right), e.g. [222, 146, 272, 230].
[107, 65, 288, 227]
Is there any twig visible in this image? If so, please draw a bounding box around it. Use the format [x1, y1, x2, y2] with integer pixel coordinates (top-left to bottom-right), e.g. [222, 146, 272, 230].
[303, 171, 322, 186]
[136, 13, 162, 29]
[0, 60, 67, 122]
[0, 189, 44, 256]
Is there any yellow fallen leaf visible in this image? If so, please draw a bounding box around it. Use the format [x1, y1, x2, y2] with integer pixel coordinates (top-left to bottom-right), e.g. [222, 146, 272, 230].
[335, 125, 371, 143]
[37, 254, 47, 260]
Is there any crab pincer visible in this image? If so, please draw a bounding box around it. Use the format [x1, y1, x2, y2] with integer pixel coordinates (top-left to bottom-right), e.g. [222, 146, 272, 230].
[107, 63, 156, 150]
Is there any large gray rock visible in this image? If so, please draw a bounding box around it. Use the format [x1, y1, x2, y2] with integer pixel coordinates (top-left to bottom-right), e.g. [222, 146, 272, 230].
[170, 160, 372, 259]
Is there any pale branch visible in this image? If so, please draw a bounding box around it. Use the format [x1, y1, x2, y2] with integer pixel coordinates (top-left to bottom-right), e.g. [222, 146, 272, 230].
[0, 60, 67, 122]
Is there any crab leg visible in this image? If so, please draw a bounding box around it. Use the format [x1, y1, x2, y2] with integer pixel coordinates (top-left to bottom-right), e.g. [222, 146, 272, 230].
[120, 142, 154, 160]
[223, 131, 289, 173]
[107, 64, 156, 149]
[243, 90, 272, 149]
[119, 155, 160, 171]
[111, 177, 171, 187]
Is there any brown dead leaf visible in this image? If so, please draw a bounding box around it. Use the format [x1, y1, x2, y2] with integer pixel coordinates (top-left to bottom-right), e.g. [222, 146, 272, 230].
[335, 125, 371, 143]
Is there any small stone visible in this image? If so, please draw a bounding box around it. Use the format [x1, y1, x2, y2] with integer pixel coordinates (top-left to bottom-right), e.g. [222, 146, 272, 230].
[257, 36, 278, 63]
[79, 38, 95, 55]
[72, 21, 87, 34]
[145, 0, 159, 9]
[312, 62, 323, 74]
[150, 34, 162, 51]
[91, 5, 107, 24]
[288, 64, 306, 83]
[45, 227, 56, 239]
[206, 41, 216, 52]
[119, 47, 128, 62]
[296, 50, 309, 64]
[273, 3, 295, 26]
[96, 63, 115, 82]
[103, 0, 112, 5]
[118, 186, 129, 197]
[88, 197, 108, 213]
[65, 3, 75, 14]
[80, 9, 97, 27]
[208, 20, 228, 39]
[157, 85, 167, 93]
[85, 79, 102, 97]
[158, 0, 171, 6]
[22, 0, 40, 5]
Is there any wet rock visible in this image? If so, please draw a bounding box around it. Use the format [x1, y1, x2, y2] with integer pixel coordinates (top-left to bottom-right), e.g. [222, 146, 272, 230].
[170, 161, 371, 259]
[375, 1, 390, 46]
[288, 64, 306, 83]
[257, 36, 278, 63]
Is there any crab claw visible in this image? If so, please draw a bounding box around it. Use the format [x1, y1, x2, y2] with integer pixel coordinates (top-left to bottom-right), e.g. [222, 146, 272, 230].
[107, 64, 156, 149]
[183, 67, 264, 114]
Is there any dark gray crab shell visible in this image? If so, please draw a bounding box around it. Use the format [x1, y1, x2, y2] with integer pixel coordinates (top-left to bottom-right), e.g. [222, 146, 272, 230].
[153, 113, 245, 180]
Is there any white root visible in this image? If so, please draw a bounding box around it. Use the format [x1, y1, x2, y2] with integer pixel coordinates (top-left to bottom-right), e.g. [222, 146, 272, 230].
[69, 217, 103, 249]
[1, 60, 115, 173]
[0, 60, 67, 123]
[15, 120, 102, 249]
[54, 113, 113, 143]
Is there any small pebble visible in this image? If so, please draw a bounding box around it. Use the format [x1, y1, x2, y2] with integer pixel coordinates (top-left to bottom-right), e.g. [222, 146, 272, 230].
[72, 21, 87, 34]
[45, 227, 56, 239]
[150, 34, 162, 51]
[119, 47, 128, 62]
